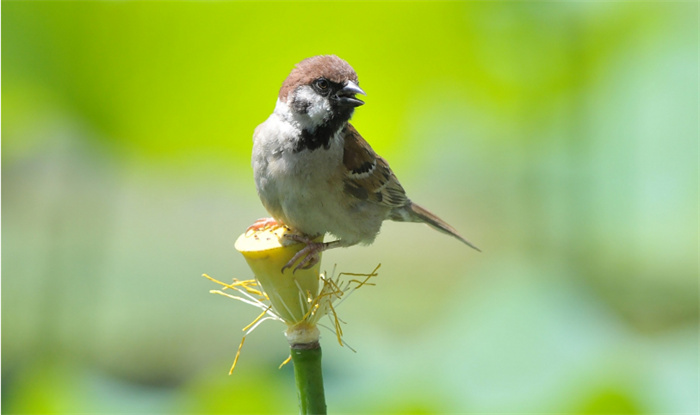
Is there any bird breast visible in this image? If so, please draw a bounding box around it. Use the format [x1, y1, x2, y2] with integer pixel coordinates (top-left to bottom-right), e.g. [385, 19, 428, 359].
[252, 114, 384, 245]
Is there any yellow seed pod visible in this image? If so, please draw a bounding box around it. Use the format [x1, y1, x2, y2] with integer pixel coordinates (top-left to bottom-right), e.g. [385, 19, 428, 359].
[235, 226, 323, 325]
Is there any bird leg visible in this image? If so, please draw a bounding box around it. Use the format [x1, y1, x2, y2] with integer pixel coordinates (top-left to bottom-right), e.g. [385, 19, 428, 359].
[281, 233, 340, 273]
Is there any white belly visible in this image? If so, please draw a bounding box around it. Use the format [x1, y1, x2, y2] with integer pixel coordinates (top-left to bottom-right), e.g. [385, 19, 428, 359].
[252, 116, 383, 245]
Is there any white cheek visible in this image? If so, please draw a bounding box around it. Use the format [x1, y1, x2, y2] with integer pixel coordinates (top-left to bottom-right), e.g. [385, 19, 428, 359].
[294, 86, 331, 125]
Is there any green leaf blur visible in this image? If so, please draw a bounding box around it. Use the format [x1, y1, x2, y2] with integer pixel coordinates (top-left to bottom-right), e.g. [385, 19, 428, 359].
[2, 1, 697, 414]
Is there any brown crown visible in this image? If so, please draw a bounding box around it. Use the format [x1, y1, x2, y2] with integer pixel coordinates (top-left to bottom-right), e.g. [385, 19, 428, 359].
[278, 55, 359, 102]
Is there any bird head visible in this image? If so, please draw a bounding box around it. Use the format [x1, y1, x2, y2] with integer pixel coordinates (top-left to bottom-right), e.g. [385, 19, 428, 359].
[278, 55, 366, 126]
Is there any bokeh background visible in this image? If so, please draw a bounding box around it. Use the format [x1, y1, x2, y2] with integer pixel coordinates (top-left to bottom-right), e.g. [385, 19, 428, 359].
[2, 1, 697, 414]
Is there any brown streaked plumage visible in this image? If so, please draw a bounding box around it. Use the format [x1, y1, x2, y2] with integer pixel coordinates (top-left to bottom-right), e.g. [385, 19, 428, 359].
[342, 124, 407, 207]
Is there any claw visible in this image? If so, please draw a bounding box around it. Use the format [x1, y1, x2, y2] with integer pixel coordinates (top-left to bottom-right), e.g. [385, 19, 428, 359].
[280, 234, 326, 273]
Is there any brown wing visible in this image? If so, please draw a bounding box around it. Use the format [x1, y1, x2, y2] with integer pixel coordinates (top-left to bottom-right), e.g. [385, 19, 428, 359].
[342, 124, 408, 208]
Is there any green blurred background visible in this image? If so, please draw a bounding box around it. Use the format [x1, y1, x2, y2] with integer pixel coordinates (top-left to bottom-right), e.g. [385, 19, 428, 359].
[2, 1, 697, 414]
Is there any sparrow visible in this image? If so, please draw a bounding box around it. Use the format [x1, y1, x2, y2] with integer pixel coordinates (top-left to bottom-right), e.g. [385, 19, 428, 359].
[251, 55, 479, 272]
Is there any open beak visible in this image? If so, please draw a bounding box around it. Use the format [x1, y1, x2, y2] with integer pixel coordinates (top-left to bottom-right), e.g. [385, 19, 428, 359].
[336, 80, 366, 107]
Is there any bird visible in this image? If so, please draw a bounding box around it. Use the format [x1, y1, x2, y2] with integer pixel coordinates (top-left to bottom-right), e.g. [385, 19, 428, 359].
[250, 55, 479, 272]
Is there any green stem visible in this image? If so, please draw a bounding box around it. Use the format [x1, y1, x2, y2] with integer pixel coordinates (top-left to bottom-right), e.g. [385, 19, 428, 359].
[291, 341, 327, 415]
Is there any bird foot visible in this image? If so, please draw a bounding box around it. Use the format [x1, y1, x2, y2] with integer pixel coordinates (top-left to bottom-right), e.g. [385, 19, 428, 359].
[281, 233, 327, 273]
[246, 218, 284, 235]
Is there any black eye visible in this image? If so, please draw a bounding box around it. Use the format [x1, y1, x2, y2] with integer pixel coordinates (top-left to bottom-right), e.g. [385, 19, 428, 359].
[314, 78, 329, 91]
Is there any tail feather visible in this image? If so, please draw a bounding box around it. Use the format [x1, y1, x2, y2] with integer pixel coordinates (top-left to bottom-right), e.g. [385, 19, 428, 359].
[402, 202, 481, 252]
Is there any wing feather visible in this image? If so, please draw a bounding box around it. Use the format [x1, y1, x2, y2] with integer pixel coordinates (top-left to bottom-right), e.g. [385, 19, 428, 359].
[342, 124, 408, 208]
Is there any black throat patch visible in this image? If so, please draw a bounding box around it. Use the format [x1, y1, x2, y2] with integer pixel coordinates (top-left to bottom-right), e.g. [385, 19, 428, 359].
[293, 109, 353, 153]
